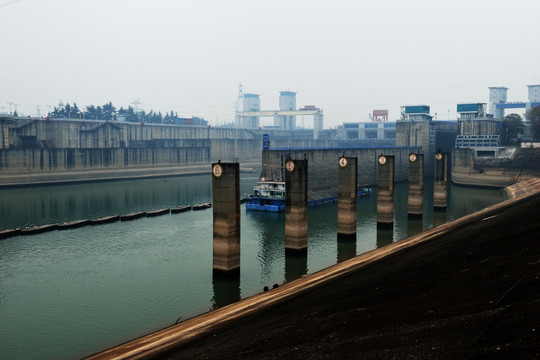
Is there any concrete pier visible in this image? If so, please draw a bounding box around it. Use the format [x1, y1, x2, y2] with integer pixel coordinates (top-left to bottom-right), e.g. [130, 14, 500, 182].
[337, 157, 357, 240]
[377, 155, 394, 226]
[212, 162, 240, 274]
[434, 152, 448, 209]
[407, 153, 424, 217]
[285, 159, 308, 253]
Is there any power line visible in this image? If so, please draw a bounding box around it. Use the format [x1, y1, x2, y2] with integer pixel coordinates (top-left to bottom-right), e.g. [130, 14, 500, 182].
[0, 0, 22, 8]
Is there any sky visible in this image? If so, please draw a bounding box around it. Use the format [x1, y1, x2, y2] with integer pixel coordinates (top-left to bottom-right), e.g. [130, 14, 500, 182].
[1, 0, 539, 128]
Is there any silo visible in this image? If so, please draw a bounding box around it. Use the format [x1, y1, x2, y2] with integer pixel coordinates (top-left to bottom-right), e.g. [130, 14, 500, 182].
[277, 91, 296, 130]
[242, 94, 260, 128]
[488, 87, 508, 119]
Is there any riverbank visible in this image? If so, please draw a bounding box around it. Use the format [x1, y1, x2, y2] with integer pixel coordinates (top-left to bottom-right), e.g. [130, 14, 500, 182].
[86, 181, 540, 359]
[0, 162, 260, 187]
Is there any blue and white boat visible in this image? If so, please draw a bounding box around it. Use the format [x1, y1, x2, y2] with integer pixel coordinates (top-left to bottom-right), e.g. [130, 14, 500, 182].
[245, 178, 373, 212]
[245, 178, 286, 212]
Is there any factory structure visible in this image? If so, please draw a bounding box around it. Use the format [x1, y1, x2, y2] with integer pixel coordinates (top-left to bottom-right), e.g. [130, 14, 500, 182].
[235, 90, 324, 139]
[334, 85, 540, 175]
[489, 85, 540, 120]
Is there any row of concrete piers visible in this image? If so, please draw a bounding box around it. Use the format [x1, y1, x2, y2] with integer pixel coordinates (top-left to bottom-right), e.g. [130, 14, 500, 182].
[211, 152, 448, 275]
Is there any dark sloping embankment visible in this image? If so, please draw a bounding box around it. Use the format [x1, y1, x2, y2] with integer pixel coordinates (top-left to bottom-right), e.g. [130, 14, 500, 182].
[88, 190, 540, 360]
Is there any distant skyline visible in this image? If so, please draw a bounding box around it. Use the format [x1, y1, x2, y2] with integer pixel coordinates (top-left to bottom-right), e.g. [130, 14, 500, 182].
[1, 0, 539, 127]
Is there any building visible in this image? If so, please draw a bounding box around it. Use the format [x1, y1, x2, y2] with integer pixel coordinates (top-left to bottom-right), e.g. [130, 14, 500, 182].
[489, 87, 508, 120]
[396, 105, 436, 174]
[338, 122, 396, 141]
[489, 85, 540, 120]
[455, 103, 500, 149]
[454, 102, 509, 158]
[276, 91, 296, 130]
[372, 110, 389, 122]
[242, 94, 260, 128]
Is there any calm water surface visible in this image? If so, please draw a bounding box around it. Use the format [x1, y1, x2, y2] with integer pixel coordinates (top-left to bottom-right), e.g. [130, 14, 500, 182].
[0, 174, 504, 360]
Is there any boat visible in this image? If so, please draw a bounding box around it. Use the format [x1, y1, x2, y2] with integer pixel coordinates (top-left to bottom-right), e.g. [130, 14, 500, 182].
[245, 178, 286, 212]
[245, 178, 373, 212]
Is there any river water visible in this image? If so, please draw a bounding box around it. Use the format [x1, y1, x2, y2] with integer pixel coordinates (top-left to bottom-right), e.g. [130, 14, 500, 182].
[0, 173, 504, 360]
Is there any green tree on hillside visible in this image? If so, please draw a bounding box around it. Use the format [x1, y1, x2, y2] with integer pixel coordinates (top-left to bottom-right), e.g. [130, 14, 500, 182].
[500, 113, 524, 145]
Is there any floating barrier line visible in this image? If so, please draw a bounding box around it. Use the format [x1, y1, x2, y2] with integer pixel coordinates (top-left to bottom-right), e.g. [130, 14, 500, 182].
[0, 204, 208, 240]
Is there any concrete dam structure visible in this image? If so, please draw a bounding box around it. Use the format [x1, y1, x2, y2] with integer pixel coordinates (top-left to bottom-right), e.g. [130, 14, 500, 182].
[1, 117, 426, 187]
[0, 117, 350, 185]
[260, 146, 421, 200]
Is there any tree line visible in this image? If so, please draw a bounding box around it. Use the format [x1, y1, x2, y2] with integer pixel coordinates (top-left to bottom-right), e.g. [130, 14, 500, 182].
[498, 106, 540, 145]
[47, 102, 196, 124]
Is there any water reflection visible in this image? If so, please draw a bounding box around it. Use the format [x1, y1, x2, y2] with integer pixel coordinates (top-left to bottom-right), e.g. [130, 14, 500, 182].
[447, 183, 504, 220]
[246, 210, 285, 276]
[337, 238, 356, 263]
[433, 209, 447, 228]
[285, 253, 308, 282]
[211, 274, 241, 310]
[0, 174, 259, 230]
[407, 217, 423, 238]
[376, 227, 393, 248]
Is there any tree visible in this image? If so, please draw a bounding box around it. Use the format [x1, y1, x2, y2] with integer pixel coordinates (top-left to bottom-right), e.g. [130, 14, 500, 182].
[526, 105, 540, 141]
[102, 102, 116, 120]
[72, 103, 80, 118]
[500, 113, 524, 145]
[85, 105, 99, 120]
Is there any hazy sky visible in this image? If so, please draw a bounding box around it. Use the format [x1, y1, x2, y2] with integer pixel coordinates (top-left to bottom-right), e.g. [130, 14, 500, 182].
[1, 0, 539, 127]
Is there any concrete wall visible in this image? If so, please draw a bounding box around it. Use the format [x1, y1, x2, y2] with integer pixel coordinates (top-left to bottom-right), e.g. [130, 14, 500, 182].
[396, 120, 436, 176]
[0, 118, 12, 149]
[0, 147, 211, 174]
[261, 146, 420, 200]
[435, 121, 458, 153]
[457, 119, 500, 136]
[1, 117, 437, 186]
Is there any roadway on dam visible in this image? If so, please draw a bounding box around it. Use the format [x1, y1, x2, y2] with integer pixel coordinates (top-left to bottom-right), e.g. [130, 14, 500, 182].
[87, 187, 540, 360]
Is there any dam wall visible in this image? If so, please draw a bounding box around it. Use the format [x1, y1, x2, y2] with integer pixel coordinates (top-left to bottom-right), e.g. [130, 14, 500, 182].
[2, 118, 307, 149]
[261, 146, 420, 200]
[0, 117, 402, 184]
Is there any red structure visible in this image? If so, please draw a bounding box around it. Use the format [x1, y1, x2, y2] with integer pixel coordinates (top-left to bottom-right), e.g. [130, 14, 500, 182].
[372, 110, 388, 122]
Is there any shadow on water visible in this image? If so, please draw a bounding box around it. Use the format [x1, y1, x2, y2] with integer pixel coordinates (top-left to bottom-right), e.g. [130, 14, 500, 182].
[211, 273, 241, 310]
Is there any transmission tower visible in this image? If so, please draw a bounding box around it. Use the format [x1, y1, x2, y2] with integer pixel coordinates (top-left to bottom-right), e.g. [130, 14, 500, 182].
[234, 83, 243, 127]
